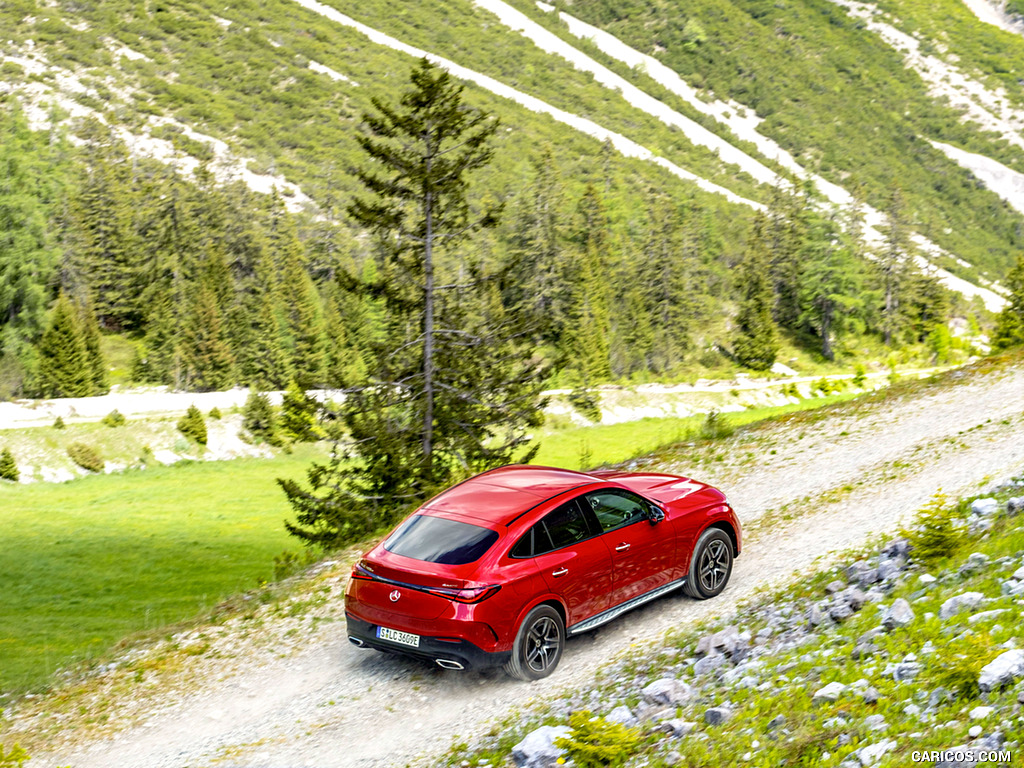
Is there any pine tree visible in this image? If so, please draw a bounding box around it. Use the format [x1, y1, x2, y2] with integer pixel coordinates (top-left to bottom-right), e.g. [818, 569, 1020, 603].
[242, 390, 280, 445]
[77, 298, 108, 394]
[993, 253, 1024, 351]
[37, 293, 93, 398]
[798, 211, 866, 360]
[0, 102, 62, 396]
[66, 120, 139, 330]
[0, 447, 18, 482]
[879, 185, 916, 346]
[281, 59, 545, 546]
[765, 180, 810, 330]
[732, 214, 779, 370]
[181, 281, 235, 391]
[278, 221, 327, 389]
[177, 404, 208, 445]
[565, 184, 613, 384]
[279, 379, 321, 442]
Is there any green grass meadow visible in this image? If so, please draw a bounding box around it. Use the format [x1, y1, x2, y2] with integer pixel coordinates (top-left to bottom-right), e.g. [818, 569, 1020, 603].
[0, 446, 326, 693]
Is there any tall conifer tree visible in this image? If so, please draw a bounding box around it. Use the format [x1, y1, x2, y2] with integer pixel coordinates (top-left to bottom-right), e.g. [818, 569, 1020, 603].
[37, 293, 92, 397]
[281, 59, 545, 546]
[732, 215, 779, 370]
[993, 253, 1024, 351]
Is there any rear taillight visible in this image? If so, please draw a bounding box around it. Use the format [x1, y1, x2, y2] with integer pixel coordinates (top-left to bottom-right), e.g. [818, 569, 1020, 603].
[424, 584, 501, 603]
[351, 562, 375, 581]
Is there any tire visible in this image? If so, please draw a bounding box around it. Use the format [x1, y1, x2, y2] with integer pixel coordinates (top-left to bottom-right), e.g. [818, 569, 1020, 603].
[504, 604, 565, 681]
[684, 527, 733, 600]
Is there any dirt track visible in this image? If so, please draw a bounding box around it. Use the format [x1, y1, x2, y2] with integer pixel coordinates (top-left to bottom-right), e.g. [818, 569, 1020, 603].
[19, 363, 1024, 768]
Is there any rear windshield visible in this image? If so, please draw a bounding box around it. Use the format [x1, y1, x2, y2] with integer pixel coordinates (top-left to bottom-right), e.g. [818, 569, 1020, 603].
[384, 515, 499, 565]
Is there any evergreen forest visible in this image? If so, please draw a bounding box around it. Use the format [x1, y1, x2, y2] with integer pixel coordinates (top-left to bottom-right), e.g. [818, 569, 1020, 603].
[2, 0, 1024, 402]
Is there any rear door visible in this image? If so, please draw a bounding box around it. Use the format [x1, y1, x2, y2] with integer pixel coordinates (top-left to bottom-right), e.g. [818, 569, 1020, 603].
[581, 489, 677, 605]
[520, 499, 613, 625]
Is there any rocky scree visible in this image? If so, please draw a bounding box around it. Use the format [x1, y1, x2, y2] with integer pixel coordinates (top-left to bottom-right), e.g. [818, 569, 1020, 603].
[455, 480, 1024, 768]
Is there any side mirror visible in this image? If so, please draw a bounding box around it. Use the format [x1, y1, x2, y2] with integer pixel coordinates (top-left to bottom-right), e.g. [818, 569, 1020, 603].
[647, 505, 666, 524]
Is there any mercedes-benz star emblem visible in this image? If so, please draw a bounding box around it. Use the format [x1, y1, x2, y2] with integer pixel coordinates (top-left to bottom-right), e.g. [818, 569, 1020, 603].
[389, 590, 401, 602]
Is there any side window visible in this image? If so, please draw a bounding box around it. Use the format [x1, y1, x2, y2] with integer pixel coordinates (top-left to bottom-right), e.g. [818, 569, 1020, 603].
[541, 500, 591, 551]
[509, 500, 590, 558]
[584, 490, 649, 533]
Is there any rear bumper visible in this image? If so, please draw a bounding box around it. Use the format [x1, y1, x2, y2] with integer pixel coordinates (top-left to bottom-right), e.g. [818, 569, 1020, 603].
[346, 614, 510, 671]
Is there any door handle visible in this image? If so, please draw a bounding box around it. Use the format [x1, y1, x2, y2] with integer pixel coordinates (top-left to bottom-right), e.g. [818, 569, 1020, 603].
[551, 567, 568, 577]
[615, 543, 631, 552]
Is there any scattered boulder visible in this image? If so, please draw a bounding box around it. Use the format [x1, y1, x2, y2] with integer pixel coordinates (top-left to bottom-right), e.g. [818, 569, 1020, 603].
[605, 705, 637, 727]
[704, 706, 732, 726]
[881, 598, 915, 630]
[882, 538, 910, 559]
[939, 592, 985, 620]
[813, 682, 847, 704]
[658, 719, 695, 738]
[928, 688, 951, 709]
[978, 649, 1024, 692]
[808, 604, 827, 627]
[642, 678, 694, 707]
[969, 705, 994, 720]
[934, 733, 1006, 768]
[695, 625, 746, 657]
[919, 573, 938, 585]
[970, 498, 999, 517]
[511, 725, 571, 768]
[862, 687, 881, 704]
[856, 739, 896, 766]
[767, 714, 786, 730]
[1007, 497, 1024, 516]
[693, 652, 728, 676]
[826, 579, 846, 594]
[890, 662, 922, 682]
[829, 601, 854, 622]
[877, 559, 902, 581]
[968, 609, 1007, 625]
[959, 553, 990, 578]
[863, 714, 887, 731]
[1012, 565, 1024, 581]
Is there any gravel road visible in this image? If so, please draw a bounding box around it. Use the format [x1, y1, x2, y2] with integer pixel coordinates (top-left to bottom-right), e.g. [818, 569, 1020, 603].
[22, 363, 1024, 768]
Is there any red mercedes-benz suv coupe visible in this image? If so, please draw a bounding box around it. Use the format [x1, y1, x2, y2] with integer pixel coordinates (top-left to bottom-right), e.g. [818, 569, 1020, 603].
[345, 465, 740, 680]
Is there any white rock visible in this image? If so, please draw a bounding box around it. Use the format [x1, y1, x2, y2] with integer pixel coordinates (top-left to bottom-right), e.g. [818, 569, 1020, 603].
[857, 739, 896, 766]
[939, 591, 985, 620]
[969, 725, 983, 738]
[511, 725, 572, 768]
[919, 573, 937, 584]
[969, 705, 994, 720]
[978, 649, 1024, 691]
[813, 681, 847, 704]
[971, 497, 999, 516]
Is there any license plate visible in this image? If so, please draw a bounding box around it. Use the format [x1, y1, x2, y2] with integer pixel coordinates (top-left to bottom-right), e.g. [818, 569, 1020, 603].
[377, 626, 420, 648]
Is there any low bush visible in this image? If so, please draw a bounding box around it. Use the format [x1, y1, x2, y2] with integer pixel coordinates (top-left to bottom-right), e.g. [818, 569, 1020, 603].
[904, 490, 965, 562]
[177, 405, 207, 445]
[0, 447, 18, 482]
[554, 711, 642, 768]
[208, 406, 222, 420]
[242, 391, 279, 445]
[101, 409, 126, 427]
[0, 743, 29, 768]
[67, 443, 104, 473]
[700, 409, 734, 440]
[52, 416, 65, 429]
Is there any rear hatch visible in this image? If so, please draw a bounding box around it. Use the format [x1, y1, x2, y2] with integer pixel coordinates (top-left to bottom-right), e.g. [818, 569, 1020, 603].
[349, 513, 500, 622]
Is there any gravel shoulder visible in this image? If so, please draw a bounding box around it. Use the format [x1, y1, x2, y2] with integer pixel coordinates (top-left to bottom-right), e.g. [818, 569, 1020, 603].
[11, 363, 1024, 768]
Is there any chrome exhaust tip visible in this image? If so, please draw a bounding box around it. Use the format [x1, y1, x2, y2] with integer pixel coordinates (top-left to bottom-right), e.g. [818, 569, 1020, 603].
[435, 658, 464, 670]
[348, 636, 367, 648]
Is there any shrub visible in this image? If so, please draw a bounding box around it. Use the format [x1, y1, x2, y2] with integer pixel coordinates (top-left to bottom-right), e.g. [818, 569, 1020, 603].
[53, 416, 65, 429]
[905, 490, 965, 563]
[852, 363, 867, 388]
[208, 406, 222, 420]
[279, 380, 321, 442]
[177, 405, 207, 445]
[0, 448, 18, 482]
[0, 743, 29, 768]
[926, 631, 1000, 699]
[242, 391, 279, 445]
[67, 442, 104, 473]
[554, 711, 642, 768]
[700, 409, 734, 440]
[567, 387, 602, 423]
[101, 409, 126, 427]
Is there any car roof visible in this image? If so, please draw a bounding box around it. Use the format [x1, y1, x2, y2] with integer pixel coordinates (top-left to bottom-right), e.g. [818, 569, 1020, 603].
[420, 465, 598, 526]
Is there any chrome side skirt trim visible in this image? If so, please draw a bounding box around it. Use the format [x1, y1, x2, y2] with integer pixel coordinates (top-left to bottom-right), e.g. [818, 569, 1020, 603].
[566, 577, 687, 636]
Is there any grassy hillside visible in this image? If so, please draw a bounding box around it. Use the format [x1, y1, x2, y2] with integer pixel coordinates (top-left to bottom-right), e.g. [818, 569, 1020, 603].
[508, 0, 1024, 279]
